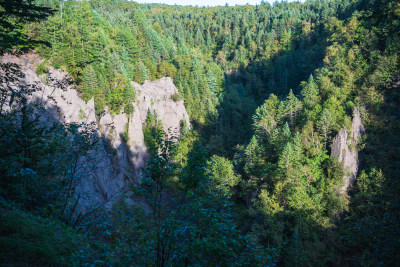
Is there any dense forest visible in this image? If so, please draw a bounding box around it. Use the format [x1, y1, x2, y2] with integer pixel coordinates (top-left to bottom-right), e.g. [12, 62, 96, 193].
[0, 0, 399, 265]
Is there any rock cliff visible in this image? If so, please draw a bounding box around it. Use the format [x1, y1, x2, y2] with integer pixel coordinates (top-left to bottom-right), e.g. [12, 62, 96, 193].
[1, 53, 190, 210]
[331, 108, 365, 194]
[99, 77, 190, 176]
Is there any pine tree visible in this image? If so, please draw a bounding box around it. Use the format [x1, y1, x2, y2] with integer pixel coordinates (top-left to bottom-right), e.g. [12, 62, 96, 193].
[285, 89, 303, 126]
[301, 75, 320, 109]
[206, 69, 218, 93]
[133, 61, 148, 84]
[123, 82, 136, 102]
[284, 228, 307, 267]
[244, 136, 264, 176]
[280, 29, 292, 51]
[116, 28, 139, 62]
[279, 142, 293, 169]
[282, 122, 292, 142]
[317, 108, 334, 149]
[205, 155, 240, 197]
[292, 132, 303, 167]
[81, 64, 99, 101]
[0, 0, 54, 52]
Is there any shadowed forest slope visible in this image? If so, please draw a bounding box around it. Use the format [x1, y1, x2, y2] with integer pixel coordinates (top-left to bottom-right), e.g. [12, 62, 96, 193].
[0, 0, 399, 265]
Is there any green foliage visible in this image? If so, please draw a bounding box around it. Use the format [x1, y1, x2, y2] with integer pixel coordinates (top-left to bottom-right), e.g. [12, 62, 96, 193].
[0, 0, 54, 53]
[205, 155, 240, 197]
[158, 60, 177, 79]
[32, 0, 358, 141]
[317, 108, 334, 149]
[107, 199, 154, 266]
[284, 228, 308, 267]
[170, 93, 182, 102]
[0, 62, 104, 265]
[283, 90, 303, 127]
[78, 108, 86, 120]
[123, 121, 130, 143]
[3, 0, 400, 265]
[133, 61, 148, 84]
[180, 141, 208, 190]
[124, 102, 134, 116]
[134, 134, 279, 266]
[142, 110, 163, 153]
[0, 200, 82, 266]
[35, 60, 49, 75]
[0, 65, 98, 216]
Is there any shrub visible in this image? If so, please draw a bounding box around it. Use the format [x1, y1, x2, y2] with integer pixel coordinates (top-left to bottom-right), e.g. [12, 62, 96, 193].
[124, 103, 134, 115]
[79, 108, 86, 120]
[123, 121, 130, 143]
[0, 200, 81, 266]
[170, 93, 182, 102]
[36, 60, 49, 76]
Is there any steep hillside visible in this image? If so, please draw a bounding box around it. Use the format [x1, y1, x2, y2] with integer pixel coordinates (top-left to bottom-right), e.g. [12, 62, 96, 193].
[0, 0, 399, 265]
[1, 52, 189, 210]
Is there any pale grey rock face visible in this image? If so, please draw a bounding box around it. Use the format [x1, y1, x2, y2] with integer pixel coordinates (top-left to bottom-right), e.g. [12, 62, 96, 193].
[133, 78, 190, 138]
[331, 108, 365, 193]
[1, 53, 189, 211]
[1, 53, 124, 210]
[128, 104, 147, 170]
[98, 77, 191, 179]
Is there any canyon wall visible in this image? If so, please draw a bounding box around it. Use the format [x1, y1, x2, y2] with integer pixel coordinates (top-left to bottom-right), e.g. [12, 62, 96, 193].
[1, 53, 189, 210]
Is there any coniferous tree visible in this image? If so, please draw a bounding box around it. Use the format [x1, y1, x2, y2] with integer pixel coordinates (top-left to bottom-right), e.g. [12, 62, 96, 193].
[81, 64, 99, 101]
[206, 69, 218, 93]
[133, 61, 148, 84]
[301, 75, 320, 109]
[285, 89, 303, 127]
[317, 108, 334, 149]
[284, 228, 308, 267]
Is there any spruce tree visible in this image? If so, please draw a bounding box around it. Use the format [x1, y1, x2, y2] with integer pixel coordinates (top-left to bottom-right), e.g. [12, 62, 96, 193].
[285, 89, 303, 127]
[317, 108, 334, 150]
[284, 228, 307, 267]
[301, 75, 320, 109]
[81, 64, 99, 101]
[206, 69, 218, 93]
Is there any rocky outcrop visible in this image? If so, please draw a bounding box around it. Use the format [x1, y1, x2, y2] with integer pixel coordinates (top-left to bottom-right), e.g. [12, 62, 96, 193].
[99, 78, 190, 174]
[1, 53, 189, 210]
[132, 78, 190, 136]
[331, 108, 365, 194]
